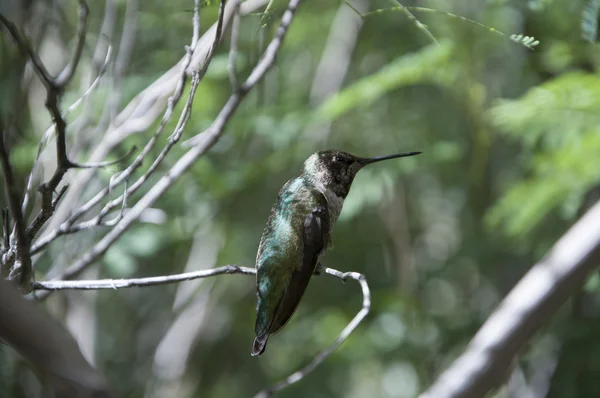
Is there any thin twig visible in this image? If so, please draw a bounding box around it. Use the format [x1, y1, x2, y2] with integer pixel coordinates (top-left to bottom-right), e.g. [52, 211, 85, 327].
[54, 0, 90, 88]
[33, 264, 255, 290]
[47, 0, 302, 291]
[69, 145, 137, 169]
[0, 130, 32, 288]
[255, 269, 371, 397]
[1, 209, 9, 255]
[0, 2, 126, 273]
[42, 0, 269, 239]
[359, 6, 539, 50]
[0, 14, 53, 86]
[64, 44, 113, 115]
[20, 45, 113, 217]
[392, 1, 438, 45]
[108, 0, 139, 122]
[192, 0, 201, 49]
[32, 264, 370, 397]
[1, 1, 92, 240]
[30, 0, 222, 255]
[228, 0, 242, 90]
[195, 0, 227, 83]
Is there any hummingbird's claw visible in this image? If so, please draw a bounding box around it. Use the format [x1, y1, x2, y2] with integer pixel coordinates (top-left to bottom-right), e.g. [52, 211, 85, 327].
[313, 262, 324, 276]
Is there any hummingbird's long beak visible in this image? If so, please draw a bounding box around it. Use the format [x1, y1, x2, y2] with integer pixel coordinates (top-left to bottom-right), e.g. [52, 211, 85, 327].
[360, 151, 421, 165]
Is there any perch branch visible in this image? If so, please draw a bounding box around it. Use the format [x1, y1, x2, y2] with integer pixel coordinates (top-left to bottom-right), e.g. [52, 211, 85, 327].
[0, 131, 32, 287]
[254, 269, 371, 398]
[44, 0, 302, 288]
[33, 264, 255, 290]
[420, 198, 600, 398]
[32, 265, 370, 398]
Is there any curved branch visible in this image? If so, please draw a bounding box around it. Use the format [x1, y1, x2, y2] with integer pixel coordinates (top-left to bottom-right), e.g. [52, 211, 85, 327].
[54, 0, 90, 88]
[420, 198, 600, 398]
[32, 265, 370, 398]
[0, 130, 32, 288]
[255, 269, 371, 398]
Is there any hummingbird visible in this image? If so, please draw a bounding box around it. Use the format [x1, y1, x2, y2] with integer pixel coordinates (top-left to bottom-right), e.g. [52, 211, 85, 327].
[251, 149, 421, 356]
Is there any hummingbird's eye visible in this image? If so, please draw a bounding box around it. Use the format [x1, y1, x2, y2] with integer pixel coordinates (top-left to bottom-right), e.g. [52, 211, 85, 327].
[332, 156, 343, 163]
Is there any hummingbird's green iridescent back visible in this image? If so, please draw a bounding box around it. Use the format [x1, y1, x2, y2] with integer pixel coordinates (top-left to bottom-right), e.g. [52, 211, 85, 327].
[252, 176, 330, 356]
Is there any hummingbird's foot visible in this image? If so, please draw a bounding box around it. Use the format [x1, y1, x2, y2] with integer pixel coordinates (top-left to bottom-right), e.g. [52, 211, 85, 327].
[313, 262, 324, 276]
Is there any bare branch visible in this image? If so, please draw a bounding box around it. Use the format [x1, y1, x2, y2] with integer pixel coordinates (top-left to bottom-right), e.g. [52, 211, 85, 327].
[20, 45, 113, 217]
[0, 130, 32, 288]
[54, 0, 90, 88]
[33, 264, 254, 290]
[69, 145, 137, 169]
[192, 0, 201, 49]
[185, 0, 301, 146]
[108, 0, 139, 121]
[1, 209, 9, 255]
[420, 199, 600, 398]
[228, 0, 242, 89]
[0, 14, 53, 87]
[304, 0, 368, 142]
[255, 269, 371, 397]
[58, 0, 301, 283]
[32, 264, 369, 397]
[1, 2, 96, 261]
[0, 279, 114, 397]
[194, 0, 227, 83]
[64, 44, 112, 115]
[42, 0, 270, 239]
[38, 0, 300, 287]
[29, 1, 220, 256]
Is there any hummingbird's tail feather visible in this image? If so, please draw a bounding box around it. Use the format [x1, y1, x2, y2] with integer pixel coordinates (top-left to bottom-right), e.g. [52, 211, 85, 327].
[251, 333, 269, 356]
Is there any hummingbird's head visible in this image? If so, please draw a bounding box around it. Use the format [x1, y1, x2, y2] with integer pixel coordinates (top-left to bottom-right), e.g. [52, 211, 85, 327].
[303, 149, 421, 198]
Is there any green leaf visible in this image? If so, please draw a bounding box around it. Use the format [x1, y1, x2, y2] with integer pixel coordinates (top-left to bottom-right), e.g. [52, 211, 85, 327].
[318, 41, 456, 121]
[488, 72, 600, 149]
[487, 132, 600, 237]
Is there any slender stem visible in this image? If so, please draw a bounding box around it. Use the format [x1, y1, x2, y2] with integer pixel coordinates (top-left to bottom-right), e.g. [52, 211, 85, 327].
[0, 130, 32, 289]
[50, 0, 302, 287]
[33, 265, 255, 290]
[31, 264, 370, 398]
[228, 0, 241, 89]
[255, 269, 371, 397]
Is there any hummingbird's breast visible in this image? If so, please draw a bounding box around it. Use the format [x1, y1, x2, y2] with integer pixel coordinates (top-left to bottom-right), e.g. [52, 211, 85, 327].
[313, 179, 344, 227]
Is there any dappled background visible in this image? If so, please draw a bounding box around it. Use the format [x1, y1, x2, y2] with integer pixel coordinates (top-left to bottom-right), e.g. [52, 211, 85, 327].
[1, 0, 600, 397]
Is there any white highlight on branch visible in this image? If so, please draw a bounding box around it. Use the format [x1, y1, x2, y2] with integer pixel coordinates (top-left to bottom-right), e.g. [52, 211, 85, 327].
[33, 265, 255, 290]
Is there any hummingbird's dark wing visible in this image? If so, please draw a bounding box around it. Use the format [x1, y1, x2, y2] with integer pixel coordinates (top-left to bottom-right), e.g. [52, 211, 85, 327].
[269, 200, 330, 334]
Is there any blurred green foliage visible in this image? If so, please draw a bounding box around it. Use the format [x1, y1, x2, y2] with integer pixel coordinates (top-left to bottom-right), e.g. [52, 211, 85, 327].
[2, 0, 600, 397]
